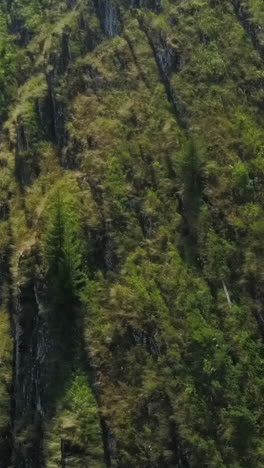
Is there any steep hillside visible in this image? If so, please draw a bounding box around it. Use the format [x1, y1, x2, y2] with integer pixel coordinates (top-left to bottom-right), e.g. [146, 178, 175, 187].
[1, 0, 264, 467]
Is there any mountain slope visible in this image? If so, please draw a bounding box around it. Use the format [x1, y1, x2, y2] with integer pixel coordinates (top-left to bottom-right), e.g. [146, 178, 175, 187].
[1, 0, 264, 467]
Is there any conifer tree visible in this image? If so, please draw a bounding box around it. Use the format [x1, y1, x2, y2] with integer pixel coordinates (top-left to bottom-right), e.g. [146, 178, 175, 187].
[43, 179, 85, 312]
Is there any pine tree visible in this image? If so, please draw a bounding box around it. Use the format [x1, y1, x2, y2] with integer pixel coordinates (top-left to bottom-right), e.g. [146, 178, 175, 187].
[43, 179, 85, 312]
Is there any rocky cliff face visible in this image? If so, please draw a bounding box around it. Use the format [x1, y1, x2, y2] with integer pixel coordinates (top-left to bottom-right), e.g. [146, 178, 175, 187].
[1, 0, 264, 467]
[12, 252, 48, 467]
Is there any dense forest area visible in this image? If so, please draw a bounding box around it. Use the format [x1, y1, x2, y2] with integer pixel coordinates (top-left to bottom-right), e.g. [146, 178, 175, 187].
[1, 0, 264, 466]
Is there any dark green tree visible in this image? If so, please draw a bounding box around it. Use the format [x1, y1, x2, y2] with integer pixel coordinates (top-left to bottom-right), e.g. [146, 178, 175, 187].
[43, 178, 85, 312]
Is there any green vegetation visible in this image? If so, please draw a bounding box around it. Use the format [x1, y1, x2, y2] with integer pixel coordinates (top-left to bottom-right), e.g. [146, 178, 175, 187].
[0, 6, 17, 122]
[1, 0, 264, 466]
[43, 177, 86, 311]
[45, 374, 105, 468]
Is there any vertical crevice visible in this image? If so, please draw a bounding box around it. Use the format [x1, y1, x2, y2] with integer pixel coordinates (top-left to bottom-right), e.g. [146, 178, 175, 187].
[137, 15, 188, 129]
[230, 0, 264, 59]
